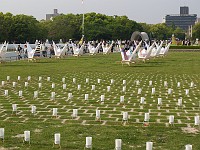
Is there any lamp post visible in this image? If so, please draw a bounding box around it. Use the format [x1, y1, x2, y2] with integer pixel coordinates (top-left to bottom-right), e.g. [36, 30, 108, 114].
[82, 0, 85, 38]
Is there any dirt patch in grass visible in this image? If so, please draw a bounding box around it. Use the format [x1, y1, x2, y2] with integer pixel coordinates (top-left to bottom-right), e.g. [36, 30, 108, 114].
[34, 128, 42, 133]
[0, 147, 19, 150]
[12, 134, 24, 138]
[181, 127, 199, 134]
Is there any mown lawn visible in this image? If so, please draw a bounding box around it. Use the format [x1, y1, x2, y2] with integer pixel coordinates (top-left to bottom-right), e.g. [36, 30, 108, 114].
[0, 52, 200, 150]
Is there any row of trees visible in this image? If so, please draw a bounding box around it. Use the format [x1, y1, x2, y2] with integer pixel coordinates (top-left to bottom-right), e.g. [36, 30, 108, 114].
[0, 12, 200, 43]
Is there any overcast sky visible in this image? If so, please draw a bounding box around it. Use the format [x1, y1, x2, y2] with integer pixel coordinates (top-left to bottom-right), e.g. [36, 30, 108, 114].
[1, 0, 199, 24]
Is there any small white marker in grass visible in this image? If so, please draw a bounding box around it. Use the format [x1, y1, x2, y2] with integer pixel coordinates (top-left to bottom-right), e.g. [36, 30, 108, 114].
[72, 78, 76, 84]
[122, 80, 126, 85]
[1, 81, 5, 86]
[151, 88, 155, 95]
[144, 113, 150, 122]
[95, 109, 101, 121]
[12, 104, 17, 114]
[63, 84, 66, 90]
[122, 112, 128, 121]
[138, 88, 142, 95]
[52, 83, 55, 89]
[91, 85, 95, 91]
[86, 78, 89, 83]
[107, 86, 111, 92]
[120, 96, 124, 104]
[190, 82, 194, 88]
[177, 82, 180, 88]
[169, 115, 174, 125]
[77, 84, 81, 91]
[62, 77, 65, 83]
[185, 144, 192, 150]
[136, 80, 140, 86]
[24, 131, 30, 144]
[51, 92, 56, 100]
[13, 82, 16, 88]
[110, 79, 114, 85]
[53, 133, 61, 148]
[31, 105, 36, 114]
[85, 137, 92, 149]
[38, 76, 42, 81]
[85, 94, 89, 101]
[33, 91, 38, 99]
[68, 93, 73, 99]
[6, 76, 10, 81]
[185, 89, 189, 96]
[158, 98, 162, 106]
[146, 142, 153, 150]
[149, 81, 152, 86]
[168, 88, 172, 95]
[0, 128, 4, 142]
[100, 95, 105, 103]
[97, 79, 101, 84]
[52, 108, 58, 117]
[38, 83, 42, 89]
[24, 82, 28, 87]
[115, 139, 122, 150]
[122, 86, 126, 92]
[27, 76, 31, 81]
[72, 109, 78, 118]
[194, 116, 200, 126]
[177, 98, 182, 107]
[19, 90, 23, 97]
[4, 90, 8, 96]
[164, 81, 168, 87]
[140, 97, 145, 104]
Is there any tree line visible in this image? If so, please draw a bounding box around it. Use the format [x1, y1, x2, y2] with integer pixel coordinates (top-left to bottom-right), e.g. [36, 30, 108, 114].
[0, 12, 200, 43]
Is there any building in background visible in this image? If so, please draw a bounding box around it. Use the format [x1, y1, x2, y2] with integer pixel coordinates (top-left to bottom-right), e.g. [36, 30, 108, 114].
[165, 6, 197, 31]
[46, 9, 60, 21]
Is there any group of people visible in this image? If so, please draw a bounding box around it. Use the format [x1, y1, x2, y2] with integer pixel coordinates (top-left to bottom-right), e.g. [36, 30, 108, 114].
[17, 44, 27, 60]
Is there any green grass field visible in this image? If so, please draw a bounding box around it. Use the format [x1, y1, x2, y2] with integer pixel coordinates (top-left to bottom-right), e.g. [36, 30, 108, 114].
[0, 52, 200, 150]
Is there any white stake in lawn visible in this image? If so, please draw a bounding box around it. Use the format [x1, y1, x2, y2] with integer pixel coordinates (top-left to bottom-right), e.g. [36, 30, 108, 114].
[85, 137, 92, 149]
[115, 139, 122, 150]
[146, 142, 153, 150]
[0, 128, 4, 142]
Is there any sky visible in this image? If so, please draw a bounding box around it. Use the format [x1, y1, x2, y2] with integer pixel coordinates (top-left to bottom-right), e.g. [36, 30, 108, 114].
[1, 0, 199, 24]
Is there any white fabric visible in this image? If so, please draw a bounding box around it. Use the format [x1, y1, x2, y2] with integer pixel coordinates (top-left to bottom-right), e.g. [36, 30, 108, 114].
[160, 43, 171, 56]
[88, 42, 101, 55]
[102, 43, 113, 54]
[73, 44, 84, 56]
[0, 41, 8, 61]
[120, 41, 142, 62]
[150, 41, 163, 57]
[53, 42, 67, 57]
[27, 43, 36, 59]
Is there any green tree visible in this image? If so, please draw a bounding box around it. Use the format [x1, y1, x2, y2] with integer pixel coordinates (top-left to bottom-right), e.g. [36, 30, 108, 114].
[150, 23, 171, 40]
[11, 14, 40, 43]
[193, 23, 200, 40]
[48, 14, 82, 42]
[0, 12, 13, 42]
[173, 27, 185, 40]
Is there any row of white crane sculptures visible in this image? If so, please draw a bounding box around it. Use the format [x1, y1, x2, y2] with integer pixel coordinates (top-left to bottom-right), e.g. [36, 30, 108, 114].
[0, 39, 170, 64]
[120, 40, 171, 66]
[0, 40, 115, 62]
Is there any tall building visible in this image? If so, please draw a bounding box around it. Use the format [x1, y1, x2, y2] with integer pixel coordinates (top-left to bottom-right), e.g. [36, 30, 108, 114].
[165, 6, 197, 31]
[180, 6, 189, 15]
[46, 9, 60, 21]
